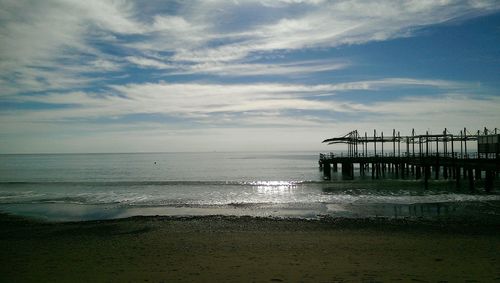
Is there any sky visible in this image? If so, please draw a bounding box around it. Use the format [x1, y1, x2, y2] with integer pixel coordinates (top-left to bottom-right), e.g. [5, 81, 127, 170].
[1, 0, 499, 153]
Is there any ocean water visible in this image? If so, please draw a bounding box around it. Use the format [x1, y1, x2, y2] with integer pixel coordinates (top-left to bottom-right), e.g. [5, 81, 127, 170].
[0, 152, 499, 221]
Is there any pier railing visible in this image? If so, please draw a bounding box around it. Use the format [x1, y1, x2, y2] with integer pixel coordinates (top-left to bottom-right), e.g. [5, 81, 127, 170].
[320, 152, 491, 160]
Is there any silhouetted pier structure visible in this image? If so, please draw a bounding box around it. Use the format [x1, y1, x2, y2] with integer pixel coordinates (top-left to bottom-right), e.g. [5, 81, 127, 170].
[319, 128, 499, 191]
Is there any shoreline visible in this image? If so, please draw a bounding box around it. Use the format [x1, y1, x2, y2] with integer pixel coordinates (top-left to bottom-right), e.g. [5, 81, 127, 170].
[1, 213, 499, 282]
[2, 212, 500, 232]
[2, 198, 500, 223]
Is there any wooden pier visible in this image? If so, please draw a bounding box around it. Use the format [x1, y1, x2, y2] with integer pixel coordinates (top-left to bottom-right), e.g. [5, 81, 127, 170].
[319, 128, 499, 191]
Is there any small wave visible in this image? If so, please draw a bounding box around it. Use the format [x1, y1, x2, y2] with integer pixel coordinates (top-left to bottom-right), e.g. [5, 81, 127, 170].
[0, 180, 317, 187]
[35, 196, 91, 205]
[3, 193, 497, 207]
[0, 180, 237, 186]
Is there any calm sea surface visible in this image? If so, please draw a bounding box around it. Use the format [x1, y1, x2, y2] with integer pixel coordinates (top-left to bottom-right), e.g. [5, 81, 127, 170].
[0, 152, 499, 221]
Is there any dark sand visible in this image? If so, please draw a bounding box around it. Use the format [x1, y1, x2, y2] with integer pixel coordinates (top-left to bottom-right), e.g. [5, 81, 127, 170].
[1, 214, 499, 282]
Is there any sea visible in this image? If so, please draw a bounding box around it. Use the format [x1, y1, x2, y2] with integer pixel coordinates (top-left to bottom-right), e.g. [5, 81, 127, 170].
[0, 152, 499, 222]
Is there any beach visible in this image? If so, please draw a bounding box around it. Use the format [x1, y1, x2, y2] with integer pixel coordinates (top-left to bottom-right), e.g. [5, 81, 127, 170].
[1, 213, 499, 282]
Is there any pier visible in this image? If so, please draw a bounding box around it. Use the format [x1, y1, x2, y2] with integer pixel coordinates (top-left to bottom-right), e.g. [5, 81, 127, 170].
[319, 128, 499, 191]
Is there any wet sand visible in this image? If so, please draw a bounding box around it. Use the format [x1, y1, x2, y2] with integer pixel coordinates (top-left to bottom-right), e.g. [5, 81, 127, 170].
[1, 214, 499, 282]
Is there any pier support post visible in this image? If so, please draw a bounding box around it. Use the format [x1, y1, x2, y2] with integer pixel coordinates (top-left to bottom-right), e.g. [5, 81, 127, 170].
[341, 163, 353, 179]
[424, 166, 429, 189]
[468, 168, 475, 191]
[323, 163, 331, 180]
[475, 169, 481, 180]
[415, 166, 421, 180]
[485, 171, 494, 192]
[455, 166, 461, 188]
[332, 163, 338, 172]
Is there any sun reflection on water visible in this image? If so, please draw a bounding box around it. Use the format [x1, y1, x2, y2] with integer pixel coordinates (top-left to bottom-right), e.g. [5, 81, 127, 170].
[250, 181, 298, 194]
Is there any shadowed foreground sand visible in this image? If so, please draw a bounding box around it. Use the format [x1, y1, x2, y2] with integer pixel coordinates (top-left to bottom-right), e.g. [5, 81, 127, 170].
[1, 214, 499, 282]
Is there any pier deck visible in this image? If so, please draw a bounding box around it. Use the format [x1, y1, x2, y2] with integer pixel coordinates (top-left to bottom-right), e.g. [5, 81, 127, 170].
[319, 128, 499, 191]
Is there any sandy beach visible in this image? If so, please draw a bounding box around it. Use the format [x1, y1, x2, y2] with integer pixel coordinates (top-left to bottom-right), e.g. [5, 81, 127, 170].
[1, 214, 499, 282]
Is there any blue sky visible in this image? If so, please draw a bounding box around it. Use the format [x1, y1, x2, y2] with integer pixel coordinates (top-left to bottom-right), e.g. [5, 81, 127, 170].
[1, 0, 499, 153]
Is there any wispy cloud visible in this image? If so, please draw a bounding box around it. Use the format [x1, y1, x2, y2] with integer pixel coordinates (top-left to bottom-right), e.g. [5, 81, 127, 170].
[6, 78, 489, 124]
[3, 79, 498, 152]
[174, 59, 350, 76]
[324, 78, 473, 92]
[167, 1, 500, 62]
[2, 0, 498, 95]
[0, 0, 141, 95]
[125, 56, 175, 69]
